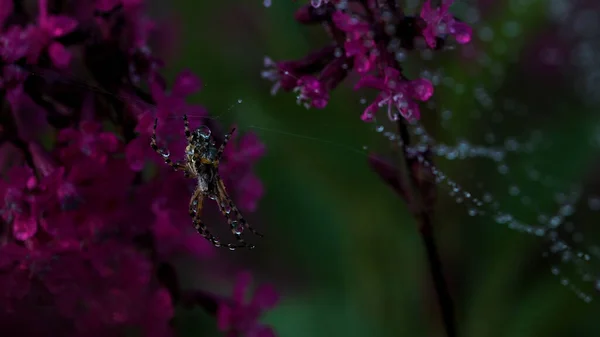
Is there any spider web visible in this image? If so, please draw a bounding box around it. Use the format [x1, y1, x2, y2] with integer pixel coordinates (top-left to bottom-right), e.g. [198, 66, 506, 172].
[257, 0, 600, 302]
[9, 0, 600, 303]
[16, 55, 600, 302]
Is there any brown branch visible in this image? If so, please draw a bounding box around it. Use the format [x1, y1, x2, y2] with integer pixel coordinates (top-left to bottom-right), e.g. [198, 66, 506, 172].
[397, 118, 457, 337]
[369, 118, 457, 337]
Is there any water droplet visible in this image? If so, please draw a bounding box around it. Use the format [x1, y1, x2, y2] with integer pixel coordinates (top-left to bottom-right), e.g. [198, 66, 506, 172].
[468, 209, 477, 216]
[559, 204, 574, 217]
[263, 0, 272, 7]
[237, 99, 243, 103]
[497, 164, 509, 174]
[310, 0, 323, 8]
[231, 221, 244, 235]
[395, 50, 407, 62]
[549, 216, 562, 228]
[588, 196, 600, 211]
[195, 125, 212, 139]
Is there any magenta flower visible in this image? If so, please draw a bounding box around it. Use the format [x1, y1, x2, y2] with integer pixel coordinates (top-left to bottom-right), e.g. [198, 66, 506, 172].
[332, 11, 377, 73]
[217, 271, 279, 337]
[261, 57, 303, 96]
[123, 70, 208, 171]
[149, 181, 214, 259]
[0, 166, 41, 241]
[420, 0, 473, 48]
[262, 1, 470, 121]
[28, 0, 78, 68]
[294, 75, 329, 109]
[355, 67, 434, 121]
[149, 69, 207, 122]
[0, 0, 270, 335]
[0, 26, 34, 64]
[220, 131, 266, 212]
[0, 29, 35, 103]
[57, 121, 120, 164]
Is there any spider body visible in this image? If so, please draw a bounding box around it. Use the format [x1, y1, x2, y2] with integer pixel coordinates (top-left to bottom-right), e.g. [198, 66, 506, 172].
[150, 116, 263, 250]
[185, 128, 219, 193]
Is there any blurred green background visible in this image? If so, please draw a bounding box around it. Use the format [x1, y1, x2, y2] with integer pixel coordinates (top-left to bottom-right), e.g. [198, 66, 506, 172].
[155, 0, 600, 336]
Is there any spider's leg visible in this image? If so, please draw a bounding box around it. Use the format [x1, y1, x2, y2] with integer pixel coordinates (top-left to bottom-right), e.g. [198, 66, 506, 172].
[188, 189, 222, 247]
[215, 190, 256, 249]
[217, 178, 264, 238]
[189, 187, 251, 250]
[183, 114, 192, 141]
[193, 217, 252, 250]
[215, 127, 236, 161]
[188, 187, 203, 218]
[152, 118, 187, 171]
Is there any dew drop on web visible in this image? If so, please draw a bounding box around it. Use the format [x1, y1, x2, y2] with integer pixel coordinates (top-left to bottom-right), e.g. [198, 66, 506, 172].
[231, 221, 244, 235]
[196, 125, 211, 139]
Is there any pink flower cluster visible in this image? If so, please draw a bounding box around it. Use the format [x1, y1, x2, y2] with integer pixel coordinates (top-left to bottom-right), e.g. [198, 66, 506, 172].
[218, 272, 279, 337]
[0, 0, 276, 336]
[262, 0, 472, 122]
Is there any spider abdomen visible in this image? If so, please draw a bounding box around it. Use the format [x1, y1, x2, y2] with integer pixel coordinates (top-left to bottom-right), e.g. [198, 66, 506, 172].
[197, 175, 209, 192]
[197, 165, 219, 193]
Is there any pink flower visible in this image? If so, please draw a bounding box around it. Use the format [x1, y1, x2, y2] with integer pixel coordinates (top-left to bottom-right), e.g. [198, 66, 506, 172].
[217, 271, 279, 337]
[420, 0, 472, 48]
[150, 187, 214, 258]
[149, 69, 207, 122]
[261, 57, 304, 96]
[57, 121, 120, 165]
[261, 46, 337, 96]
[27, 0, 78, 68]
[265, 1, 469, 125]
[294, 75, 329, 109]
[0, 166, 42, 241]
[332, 11, 377, 73]
[142, 288, 175, 337]
[0, 26, 34, 63]
[124, 70, 208, 171]
[220, 131, 266, 212]
[355, 67, 434, 121]
[0, 1, 268, 335]
[0, 24, 44, 116]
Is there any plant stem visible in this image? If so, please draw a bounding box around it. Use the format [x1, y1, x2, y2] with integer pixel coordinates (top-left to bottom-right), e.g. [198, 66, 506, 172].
[396, 119, 457, 337]
[417, 211, 457, 337]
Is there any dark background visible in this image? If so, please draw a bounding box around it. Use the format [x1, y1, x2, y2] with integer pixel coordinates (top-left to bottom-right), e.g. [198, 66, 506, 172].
[149, 1, 600, 336]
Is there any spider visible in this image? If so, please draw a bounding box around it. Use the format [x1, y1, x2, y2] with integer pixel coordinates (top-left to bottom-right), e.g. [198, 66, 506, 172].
[150, 115, 263, 250]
